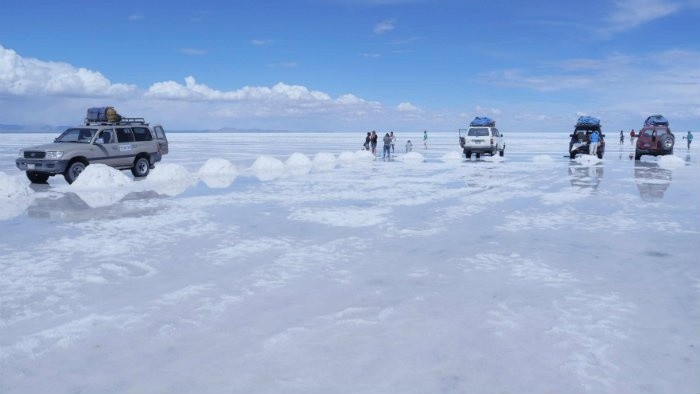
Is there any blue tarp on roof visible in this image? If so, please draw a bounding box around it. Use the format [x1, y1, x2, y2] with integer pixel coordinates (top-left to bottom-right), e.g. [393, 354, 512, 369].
[576, 116, 600, 127]
[470, 117, 495, 127]
[644, 115, 669, 126]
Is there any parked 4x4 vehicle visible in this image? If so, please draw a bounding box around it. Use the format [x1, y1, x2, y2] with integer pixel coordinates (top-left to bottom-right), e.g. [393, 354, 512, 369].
[634, 115, 674, 160]
[569, 116, 605, 159]
[16, 109, 169, 184]
[459, 117, 505, 159]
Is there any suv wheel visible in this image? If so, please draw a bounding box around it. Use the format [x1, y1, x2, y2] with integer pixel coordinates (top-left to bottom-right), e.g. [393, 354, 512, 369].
[464, 150, 471, 159]
[499, 148, 505, 157]
[26, 171, 49, 184]
[659, 134, 674, 151]
[64, 160, 87, 184]
[635, 151, 642, 160]
[131, 156, 151, 177]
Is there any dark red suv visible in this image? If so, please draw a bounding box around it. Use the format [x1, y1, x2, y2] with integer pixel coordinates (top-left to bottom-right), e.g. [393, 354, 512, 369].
[635, 115, 674, 160]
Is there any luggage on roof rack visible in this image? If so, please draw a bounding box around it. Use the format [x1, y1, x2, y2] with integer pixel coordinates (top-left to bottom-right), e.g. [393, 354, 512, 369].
[576, 116, 600, 127]
[84, 117, 147, 126]
[470, 117, 496, 127]
[644, 114, 668, 126]
[86, 106, 122, 123]
[87, 107, 109, 122]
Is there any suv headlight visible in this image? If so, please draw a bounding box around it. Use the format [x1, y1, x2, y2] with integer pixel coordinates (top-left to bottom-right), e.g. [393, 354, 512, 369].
[46, 151, 64, 159]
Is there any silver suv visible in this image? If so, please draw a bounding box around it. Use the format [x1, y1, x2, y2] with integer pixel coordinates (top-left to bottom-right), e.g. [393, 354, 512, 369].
[16, 117, 169, 184]
[459, 117, 505, 159]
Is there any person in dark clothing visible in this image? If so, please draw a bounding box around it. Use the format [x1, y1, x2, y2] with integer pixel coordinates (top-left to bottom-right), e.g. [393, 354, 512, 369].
[364, 132, 370, 150]
[370, 130, 378, 155]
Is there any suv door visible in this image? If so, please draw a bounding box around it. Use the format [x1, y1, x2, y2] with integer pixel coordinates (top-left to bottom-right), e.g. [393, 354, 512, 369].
[93, 128, 121, 166]
[115, 127, 137, 166]
[153, 125, 169, 155]
[492, 128, 503, 149]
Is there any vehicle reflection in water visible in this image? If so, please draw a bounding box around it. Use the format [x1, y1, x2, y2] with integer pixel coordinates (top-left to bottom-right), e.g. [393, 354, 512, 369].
[26, 190, 163, 222]
[634, 160, 672, 202]
[568, 162, 604, 190]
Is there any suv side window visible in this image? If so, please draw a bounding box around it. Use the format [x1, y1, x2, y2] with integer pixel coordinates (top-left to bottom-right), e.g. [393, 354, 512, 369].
[492, 128, 500, 137]
[154, 126, 166, 139]
[132, 126, 153, 142]
[98, 129, 115, 144]
[116, 127, 135, 143]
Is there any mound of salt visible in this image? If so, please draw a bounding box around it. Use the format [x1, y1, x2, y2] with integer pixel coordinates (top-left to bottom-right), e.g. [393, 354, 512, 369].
[145, 163, 195, 196]
[657, 155, 684, 170]
[198, 158, 238, 188]
[251, 155, 285, 181]
[0, 172, 33, 220]
[67, 164, 131, 208]
[312, 152, 337, 171]
[575, 154, 602, 166]
[70, 164, 131, 190]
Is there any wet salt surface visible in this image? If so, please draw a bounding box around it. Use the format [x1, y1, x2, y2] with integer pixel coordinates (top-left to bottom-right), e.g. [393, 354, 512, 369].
[1, 132, 699, 393]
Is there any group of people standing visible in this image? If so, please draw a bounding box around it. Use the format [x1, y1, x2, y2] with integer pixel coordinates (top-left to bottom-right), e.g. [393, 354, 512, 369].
[363, 130, 428, 160]
[364, 131, 394, 158]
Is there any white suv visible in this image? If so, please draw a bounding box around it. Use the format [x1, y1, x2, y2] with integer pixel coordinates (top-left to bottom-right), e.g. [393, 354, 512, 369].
[16, 117, 169, 184]
[459, 117, 505, 159]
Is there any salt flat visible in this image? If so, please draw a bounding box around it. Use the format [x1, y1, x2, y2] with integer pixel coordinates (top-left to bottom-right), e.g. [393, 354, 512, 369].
[1, 131, 698, 393]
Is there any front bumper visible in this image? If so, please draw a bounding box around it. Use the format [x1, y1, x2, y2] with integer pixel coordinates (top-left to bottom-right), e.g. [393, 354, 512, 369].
[16, 158, 69, 174]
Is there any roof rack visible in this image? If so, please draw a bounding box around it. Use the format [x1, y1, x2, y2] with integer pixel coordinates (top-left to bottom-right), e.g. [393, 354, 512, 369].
[84, 117, 148, 126]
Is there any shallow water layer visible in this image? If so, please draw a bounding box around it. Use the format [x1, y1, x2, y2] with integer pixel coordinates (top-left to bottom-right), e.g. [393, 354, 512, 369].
[1, 132, 698, 394]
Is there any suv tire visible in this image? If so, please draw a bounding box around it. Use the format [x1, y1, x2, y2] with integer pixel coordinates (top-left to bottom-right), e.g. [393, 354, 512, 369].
[64, 160, 86, 184]
[131, 156, 151, 177]
[26, 171, 49, 184]
[660, 134, 674, 151]
[499, 147, 505, 157]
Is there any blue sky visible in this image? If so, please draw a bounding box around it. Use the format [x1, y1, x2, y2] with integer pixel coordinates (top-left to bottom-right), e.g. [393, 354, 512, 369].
[1, 0, 699, 132]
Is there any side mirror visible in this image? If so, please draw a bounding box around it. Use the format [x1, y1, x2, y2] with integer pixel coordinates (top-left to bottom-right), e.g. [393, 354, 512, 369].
[569, 134, 573, 137]
[602, 134, 606, 138]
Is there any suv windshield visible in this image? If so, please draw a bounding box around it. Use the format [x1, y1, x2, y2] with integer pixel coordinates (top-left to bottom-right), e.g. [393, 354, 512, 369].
[56, 128, 96, 143]
[468, 128, 489, 137]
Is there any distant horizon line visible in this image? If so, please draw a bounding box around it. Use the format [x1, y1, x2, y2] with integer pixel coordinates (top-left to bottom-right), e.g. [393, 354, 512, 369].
[0, 129, 567, 134]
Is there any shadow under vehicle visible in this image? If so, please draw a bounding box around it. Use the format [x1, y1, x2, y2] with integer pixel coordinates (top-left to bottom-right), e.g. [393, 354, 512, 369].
[634, 160, 672, 201]
[634, 114, 675, 160]
[569, 116, 606, 159]
[568, 161, 604, 191]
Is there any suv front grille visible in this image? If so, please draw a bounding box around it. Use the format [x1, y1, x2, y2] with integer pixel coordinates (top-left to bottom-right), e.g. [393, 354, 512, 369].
[24, 151, 46, 159]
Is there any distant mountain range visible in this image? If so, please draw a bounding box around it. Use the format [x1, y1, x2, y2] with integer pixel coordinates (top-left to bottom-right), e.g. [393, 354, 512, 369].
[0, 124, 69, 133]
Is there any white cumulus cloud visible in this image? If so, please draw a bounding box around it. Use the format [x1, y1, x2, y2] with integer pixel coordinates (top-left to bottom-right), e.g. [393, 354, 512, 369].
[0, 44, 135, 97]
[397, 102, 421, 112]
